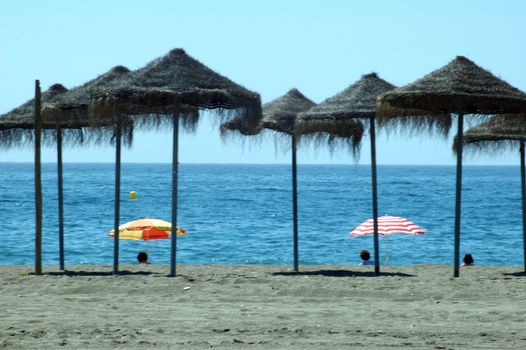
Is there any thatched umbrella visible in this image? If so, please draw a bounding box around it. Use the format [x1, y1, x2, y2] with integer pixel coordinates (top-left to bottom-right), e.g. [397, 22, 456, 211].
[1, 83, 71, 273]
[294, 72, 394, 275]
[34, 81, 43, 274]
[221, 88, 321, 272]
[47, 66, 134, 273]
[90, 48, 262, 276]
[460, 114, 526, 271]
[0, 76, 133, 148]
[0, 66, 134, 273]
[377, 56, 526, 277]
[0, 83, 68, 148]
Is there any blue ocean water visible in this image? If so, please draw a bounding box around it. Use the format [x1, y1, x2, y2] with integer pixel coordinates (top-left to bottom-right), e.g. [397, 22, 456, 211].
[0, 163, 523, 267]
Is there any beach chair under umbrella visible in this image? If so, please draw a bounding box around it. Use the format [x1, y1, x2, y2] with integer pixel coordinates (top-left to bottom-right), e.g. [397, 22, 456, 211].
[459, 114, 526, 271]
[89, 48, 262, 276]
[293, 72, 395, 275]
[377, 56, 526, 277]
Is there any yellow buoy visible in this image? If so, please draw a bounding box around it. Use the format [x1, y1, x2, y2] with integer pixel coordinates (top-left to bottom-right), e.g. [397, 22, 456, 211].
[129, 191, 137, 200]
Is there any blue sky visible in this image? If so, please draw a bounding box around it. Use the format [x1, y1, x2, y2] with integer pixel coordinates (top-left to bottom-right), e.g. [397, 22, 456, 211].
[1, 0, 525, 164]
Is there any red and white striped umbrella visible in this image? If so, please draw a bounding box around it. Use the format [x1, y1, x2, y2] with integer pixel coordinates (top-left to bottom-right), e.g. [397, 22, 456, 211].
[349, 215, 427, 236]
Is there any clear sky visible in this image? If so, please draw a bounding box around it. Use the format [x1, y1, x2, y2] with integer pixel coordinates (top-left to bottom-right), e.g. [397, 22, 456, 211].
[1, 0, 525, 165]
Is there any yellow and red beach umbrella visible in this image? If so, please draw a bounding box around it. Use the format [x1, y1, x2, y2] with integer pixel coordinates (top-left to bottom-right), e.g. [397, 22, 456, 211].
[109, 218, 187, 240]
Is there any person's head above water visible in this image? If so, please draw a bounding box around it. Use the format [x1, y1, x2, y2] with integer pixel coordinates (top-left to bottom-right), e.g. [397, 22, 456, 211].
[360, 249, 371, 261]
[463, 253, 474, 266]
[137, 251, 148, 264]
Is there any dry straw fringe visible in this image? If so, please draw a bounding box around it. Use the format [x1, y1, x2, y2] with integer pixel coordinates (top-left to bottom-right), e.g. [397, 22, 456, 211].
[459, 139, 523, 158]
[0, 82, 132, 149]
[376, 110, 453, 136]
[455, 113, 526, 156]
[89, 49, 262, 128]
[377, 56, 526, 134]
[220, 88, 315, 138]
[220, 88, 318, 155]
[0, 126, 134, 149]
[292, 73, 392, 158]
[293, 117, 365, 159]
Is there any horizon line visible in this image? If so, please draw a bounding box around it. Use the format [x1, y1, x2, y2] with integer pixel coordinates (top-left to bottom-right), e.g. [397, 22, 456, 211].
[0, 162, 519, 167]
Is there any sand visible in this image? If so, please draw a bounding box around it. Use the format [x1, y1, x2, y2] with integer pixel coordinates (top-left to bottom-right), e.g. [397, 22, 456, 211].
[0, 264, 524, 349]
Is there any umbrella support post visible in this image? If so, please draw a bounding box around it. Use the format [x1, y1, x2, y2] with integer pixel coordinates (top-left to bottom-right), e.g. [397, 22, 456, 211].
[56, 126, 65, 270]
[170, 112, 180, 277]
[370, 116, 380, 276]
[113, 115, 122, 274]
[384, 235, 389, 264]
[292, 134, 299, 272]
[521, 141, 526, 272]
[453, 113, 464, 278]
[34, 80, 43, 275]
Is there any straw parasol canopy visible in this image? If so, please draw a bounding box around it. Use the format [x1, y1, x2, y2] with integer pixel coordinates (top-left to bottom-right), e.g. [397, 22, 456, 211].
[0, 84, 66, 148]
[90, 48, 261, 128]
[260, 88, 317, 133]
[459, 113, 526, 273]
[377, 56, 526, 132]
[0, 69, 135, 274]
[461, 114, 526, 153]
[0, 66, 137, 149]
[376, 55, 526, 278]
[220, 88, 319, 273]
[46, 65, 135, 144]
[298, 73, 394, 120]
[293, 73, 395, 153]
[220, 88, 317, 137]
[46, 65, 132, 119]
[219, 116, 261, 137]
[88, 48, 262, 277]
[293, 72, 398, 275]
[0, 80, 133, 149]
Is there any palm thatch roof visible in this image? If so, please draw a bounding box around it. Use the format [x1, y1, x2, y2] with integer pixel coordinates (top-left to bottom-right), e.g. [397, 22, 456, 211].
[294, 117, 365, 155]
[0, 83, 66, 148]
[44, 66, 132, 120]
[90, 48, 262, 129]
[260, 88, 317, 133]
[48, 65, 135, 142]
[377, 56, 526, 133]
[220, 88, 316, 137]
[456, 114, 526, 154]
[220, 118, 261, 137]
[293, 73, 393, 153]
[298, 73, 395, 121]
[0, 75, 133, 149]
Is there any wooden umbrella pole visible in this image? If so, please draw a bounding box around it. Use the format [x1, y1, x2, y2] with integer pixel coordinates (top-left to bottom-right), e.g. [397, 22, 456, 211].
[113, 114, 122, 274]
[370, 116, 380, 276]
[56, 125, 65, 270]
[34, 80, 43, 275]
[520, 141, 526, 272]
[453, 113, 464, 278]
[291, 134, 299, 272]
[385, 235, 389, 264]
[170, 112, 180, 277]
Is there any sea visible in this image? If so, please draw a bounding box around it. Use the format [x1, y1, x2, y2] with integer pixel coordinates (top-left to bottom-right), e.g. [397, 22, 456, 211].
[0, 163, 524, 267]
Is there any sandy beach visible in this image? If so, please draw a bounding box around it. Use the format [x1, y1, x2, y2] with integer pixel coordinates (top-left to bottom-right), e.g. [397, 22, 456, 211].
[0, 264, 524, 349]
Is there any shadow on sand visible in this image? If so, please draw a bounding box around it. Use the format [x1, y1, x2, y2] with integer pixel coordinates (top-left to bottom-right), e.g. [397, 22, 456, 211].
[272, 269, 414, 278]
[503, 271, 526, 277]
[43, 270, 155, 277]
